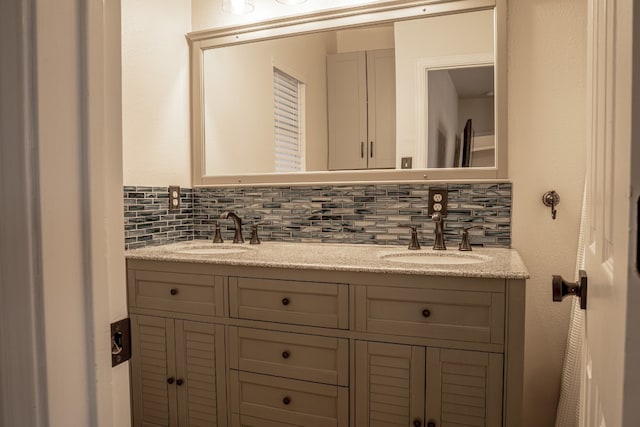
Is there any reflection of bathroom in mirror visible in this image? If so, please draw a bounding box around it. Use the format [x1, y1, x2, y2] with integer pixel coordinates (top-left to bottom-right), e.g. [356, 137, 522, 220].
[427, 65, 495, 169]
[199, 8, 495, 177]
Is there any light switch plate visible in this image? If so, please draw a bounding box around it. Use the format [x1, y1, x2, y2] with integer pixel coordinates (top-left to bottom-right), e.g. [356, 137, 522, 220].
[401, 157, 413, 169]
[428, 187, 448, 216]
[169, 185, 180, 212]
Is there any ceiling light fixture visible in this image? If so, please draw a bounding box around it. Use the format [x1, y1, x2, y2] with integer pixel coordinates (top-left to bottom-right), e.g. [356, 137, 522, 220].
[222, 0, 254, 15]
[276, 0, 308, 5]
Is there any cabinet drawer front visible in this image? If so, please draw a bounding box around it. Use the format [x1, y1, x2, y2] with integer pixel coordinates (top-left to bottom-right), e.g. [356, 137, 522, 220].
[130, 270, 224, 317]
[230, 371, 349, 427]
[229, 327, 349, 386]
[357, 286, 504, 344]
[229, 278, 349, 329]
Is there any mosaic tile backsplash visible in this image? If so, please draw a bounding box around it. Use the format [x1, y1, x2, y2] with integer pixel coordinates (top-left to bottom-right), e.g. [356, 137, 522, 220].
[124, 183, 511, 250]
[124, 186, 194, 250]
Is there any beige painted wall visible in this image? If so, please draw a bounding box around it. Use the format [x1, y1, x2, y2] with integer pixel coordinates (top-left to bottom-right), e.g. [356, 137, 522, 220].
[121, 0, 192, 187]
[336, 25, 394, 53]
[508, 1, 587, 427]
[427, 70, 459, 168]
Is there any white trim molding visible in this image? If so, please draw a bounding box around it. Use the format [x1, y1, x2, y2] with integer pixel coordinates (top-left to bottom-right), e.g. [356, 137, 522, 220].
[416, 52, 495, 168]
[0, 0, 48, 425]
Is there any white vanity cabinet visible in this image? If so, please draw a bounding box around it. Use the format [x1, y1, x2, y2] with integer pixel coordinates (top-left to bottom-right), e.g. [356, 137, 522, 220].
[126, 255, 525, 427]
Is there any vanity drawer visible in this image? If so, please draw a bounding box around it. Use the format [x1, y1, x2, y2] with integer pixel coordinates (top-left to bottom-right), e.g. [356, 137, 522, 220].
[229, 277, 349, 329]
[230, 371, 349, 427]
[128, 270, 225, 317]
[355, 285, 505, 344]
[229, 327, 349, 386]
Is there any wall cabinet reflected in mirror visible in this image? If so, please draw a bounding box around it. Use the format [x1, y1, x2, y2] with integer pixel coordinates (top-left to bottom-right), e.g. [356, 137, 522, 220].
[327, 48, 396, 170]
[189, 0, 507, 185]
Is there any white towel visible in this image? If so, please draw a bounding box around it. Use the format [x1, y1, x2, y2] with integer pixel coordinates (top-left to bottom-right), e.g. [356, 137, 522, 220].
[555, 181, 587, 427]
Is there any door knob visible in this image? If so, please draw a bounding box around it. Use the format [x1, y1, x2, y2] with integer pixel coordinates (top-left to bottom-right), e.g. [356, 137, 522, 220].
[552, 270, 587, 309]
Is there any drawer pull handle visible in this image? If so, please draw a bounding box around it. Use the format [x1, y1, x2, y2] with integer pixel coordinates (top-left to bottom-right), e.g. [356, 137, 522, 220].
[176, 378, 184, 386]
[281, 297, 290, 306]
[427, 422, 436, 427]
[413, 419, 422, 427]
[282, 351, 290, 359]
[422, 309, 431, 318]
[167, 377, 175, 385]
[170, 288, 178, 296]
[283, 396, 291, 405]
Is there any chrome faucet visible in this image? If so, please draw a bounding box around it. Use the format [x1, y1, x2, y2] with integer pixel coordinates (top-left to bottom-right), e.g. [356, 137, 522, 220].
[219, 211, 244, 243]
[432, 212, 446, 250]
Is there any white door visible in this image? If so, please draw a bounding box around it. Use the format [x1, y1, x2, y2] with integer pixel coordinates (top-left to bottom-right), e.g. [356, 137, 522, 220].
[582, 0, 640, 426]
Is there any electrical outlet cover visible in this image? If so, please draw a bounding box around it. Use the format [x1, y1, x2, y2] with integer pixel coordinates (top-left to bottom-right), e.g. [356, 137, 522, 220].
[169, 185, 180, 212]
[428, 187, 448, 216]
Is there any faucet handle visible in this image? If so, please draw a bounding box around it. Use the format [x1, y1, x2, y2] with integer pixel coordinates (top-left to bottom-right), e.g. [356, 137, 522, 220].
[408, 226, 421, 250]
[408, 225, 420, 251]
[212, 222, 224, 243]
[459, 225, 485, 251]
[250, 223, 261, 245]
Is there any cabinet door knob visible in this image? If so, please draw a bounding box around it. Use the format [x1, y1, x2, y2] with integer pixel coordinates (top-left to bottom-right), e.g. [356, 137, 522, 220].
[170, 288, 178, 296]
[281, 297, 290, 306]
[427, 422, 436, 427]
[176, 378, 184, 386]
[413, 419, 422, 427]
[282, 351, 290, 359]
[282, 396, 291, 405]
[422, 309, 431, 318]
[167, 377, 175, 385]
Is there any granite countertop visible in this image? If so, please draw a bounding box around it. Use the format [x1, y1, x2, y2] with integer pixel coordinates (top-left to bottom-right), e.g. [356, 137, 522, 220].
[126, 241, 529, 280]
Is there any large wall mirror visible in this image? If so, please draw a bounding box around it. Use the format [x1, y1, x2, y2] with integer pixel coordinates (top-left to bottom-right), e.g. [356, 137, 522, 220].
[188, 0, 506, 185]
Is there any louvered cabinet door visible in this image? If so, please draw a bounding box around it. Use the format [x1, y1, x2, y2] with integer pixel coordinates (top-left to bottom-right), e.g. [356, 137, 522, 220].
[175, 320, 227, 427]
[355, 341, 426, 427]
[426, 348, 503, 427]
[131, 314, 178, 427]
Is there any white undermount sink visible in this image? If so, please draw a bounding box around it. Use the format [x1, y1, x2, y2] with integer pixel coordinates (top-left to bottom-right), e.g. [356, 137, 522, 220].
[173, 245, 250, 255]
[381, 251, 490, 265]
